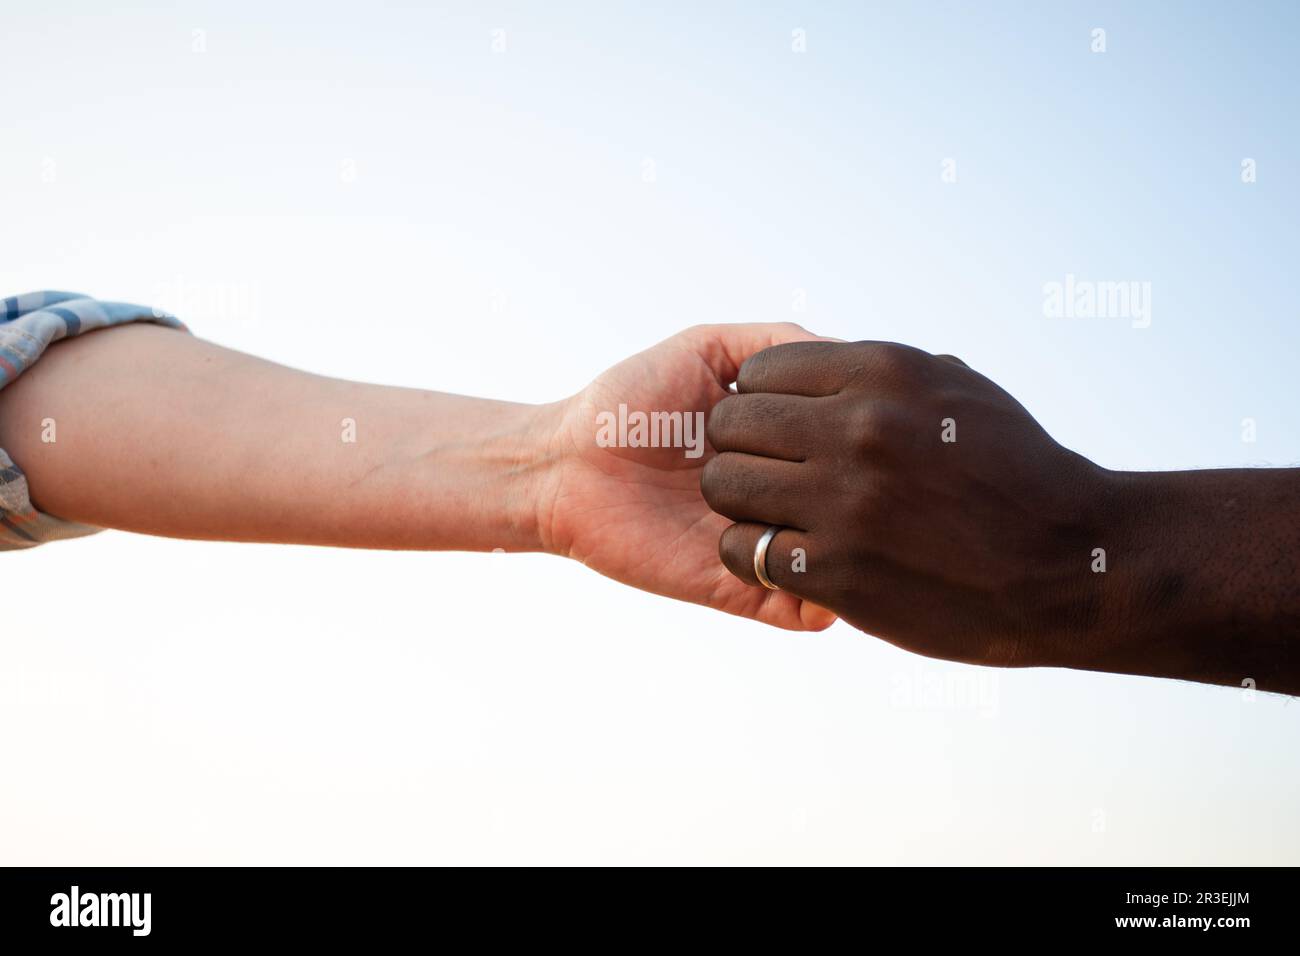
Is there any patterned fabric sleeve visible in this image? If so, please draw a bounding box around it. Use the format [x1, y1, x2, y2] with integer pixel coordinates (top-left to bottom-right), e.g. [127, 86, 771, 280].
[1, 291, 186, 550]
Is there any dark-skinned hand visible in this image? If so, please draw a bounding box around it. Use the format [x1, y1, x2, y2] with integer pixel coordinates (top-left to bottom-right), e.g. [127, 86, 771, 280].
[701, 340, 1118, 670]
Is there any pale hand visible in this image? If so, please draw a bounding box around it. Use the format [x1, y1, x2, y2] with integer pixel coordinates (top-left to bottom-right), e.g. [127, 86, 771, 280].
[537, 324, 836, 631]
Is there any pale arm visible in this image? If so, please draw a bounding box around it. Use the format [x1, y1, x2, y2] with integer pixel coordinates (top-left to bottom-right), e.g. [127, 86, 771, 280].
[0, 321, 835, 631]
[0, 323, 557, 551]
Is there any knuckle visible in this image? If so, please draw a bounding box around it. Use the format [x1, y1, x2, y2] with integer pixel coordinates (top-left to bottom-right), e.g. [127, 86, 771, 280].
[845, 401, 893, 449]
[679, 323, 717, 346]
[863, 342, 924, 383]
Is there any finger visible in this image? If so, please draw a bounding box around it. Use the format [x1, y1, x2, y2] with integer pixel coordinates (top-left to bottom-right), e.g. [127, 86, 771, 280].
[718, 521, 817, 595]
[800, 600, 838, 630]
[735, 341, 861, 396]
[722, 577, 837, 631]
[700, 453, 811, 528]
[737, 340, 935, 396]
[706, 392, 821, 461]
[677, 322, 836, 388]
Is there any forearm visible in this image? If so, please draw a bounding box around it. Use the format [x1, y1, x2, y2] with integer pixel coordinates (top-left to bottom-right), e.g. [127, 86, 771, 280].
[1087, 468, 1300, 695]
[0, 324, 560, 551]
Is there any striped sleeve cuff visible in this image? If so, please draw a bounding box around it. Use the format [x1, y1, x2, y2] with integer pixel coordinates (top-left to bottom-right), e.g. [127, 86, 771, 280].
[1, 291, 187, 551]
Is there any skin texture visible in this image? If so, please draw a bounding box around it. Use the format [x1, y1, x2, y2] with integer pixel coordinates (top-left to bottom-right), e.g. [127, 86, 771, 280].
[703, 340, 1300, 695]
[0, 321, 832, 631]
[545, 323, 836, 630]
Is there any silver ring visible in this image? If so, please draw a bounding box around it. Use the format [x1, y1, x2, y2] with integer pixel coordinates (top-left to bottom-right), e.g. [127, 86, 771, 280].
[753, 525, 783, 590]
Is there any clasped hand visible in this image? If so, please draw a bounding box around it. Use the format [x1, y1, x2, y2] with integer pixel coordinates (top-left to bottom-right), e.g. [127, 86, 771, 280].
[546, 325, 1112, 672]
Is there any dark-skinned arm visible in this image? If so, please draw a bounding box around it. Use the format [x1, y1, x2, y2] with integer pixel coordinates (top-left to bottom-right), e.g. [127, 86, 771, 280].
[701, 340, 1300, 695]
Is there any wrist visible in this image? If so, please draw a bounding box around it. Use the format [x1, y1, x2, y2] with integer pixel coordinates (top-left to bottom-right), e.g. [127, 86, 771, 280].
[1025, 462, 1138, 671]
[1064, 467, 1275, 688]
[1069, 468, 1174, 672]
[358, 393, 569, 554]
[504, 398, 570, 555]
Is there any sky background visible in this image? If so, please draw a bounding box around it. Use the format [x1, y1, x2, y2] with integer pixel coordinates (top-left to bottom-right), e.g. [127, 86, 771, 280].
[2, 1, 1298, 864]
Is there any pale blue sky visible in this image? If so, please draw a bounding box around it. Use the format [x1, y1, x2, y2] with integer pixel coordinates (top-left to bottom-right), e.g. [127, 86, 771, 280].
[2, 2, 1297, 863]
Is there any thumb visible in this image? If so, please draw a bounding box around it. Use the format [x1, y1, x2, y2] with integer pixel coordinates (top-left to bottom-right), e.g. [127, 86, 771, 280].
[677, 322, 840, 388]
